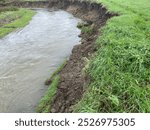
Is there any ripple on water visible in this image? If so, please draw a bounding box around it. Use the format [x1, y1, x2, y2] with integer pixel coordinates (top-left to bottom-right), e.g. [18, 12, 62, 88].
[0, 9, 81, 112]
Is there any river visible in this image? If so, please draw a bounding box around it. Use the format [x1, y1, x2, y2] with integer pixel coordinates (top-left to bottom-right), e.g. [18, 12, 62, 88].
[0, 9, 81, 112]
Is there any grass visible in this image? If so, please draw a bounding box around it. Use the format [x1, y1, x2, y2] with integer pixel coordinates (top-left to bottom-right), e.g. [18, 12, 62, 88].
[0, 6, 18, 13]
[81, 26, 93, 34]
[37, 61, 67, 113]
[45, 60, 67, 85]
[24, 0, 47, 1]
[0, 0, 46, 3]
[74, 0, 150, 112]
[77, 22, 94, 35]
[36, 75, 60, 113]
[0, 8, 35, 38]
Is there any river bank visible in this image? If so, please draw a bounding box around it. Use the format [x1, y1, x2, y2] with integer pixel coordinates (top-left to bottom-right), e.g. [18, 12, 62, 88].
[0, 9, 81, 112]
[0, 7, 35, 38]
[1, 0, 116, 112]
[1, 0, 150, 113]
[33, 0, 150, 113]
[33, 0, 116, 113]
[0, 1, 50, 38]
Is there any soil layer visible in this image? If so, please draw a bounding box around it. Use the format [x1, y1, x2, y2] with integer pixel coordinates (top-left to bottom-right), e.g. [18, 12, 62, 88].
[48, 0, 117, 113]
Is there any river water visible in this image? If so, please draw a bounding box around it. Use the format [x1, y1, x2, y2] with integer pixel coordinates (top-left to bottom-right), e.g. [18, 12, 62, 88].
[0, 9, 81, 112]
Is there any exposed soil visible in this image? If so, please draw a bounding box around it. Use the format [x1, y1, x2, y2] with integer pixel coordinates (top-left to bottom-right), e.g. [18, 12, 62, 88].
[1, 0, 117, 113]
[47, 0, 117, 113]
[51, 25, 98, 113]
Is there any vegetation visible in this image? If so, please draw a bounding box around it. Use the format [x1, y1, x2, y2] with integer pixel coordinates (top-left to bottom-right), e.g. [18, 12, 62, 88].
[37, 61, 67, 113]
[81, 25, 93, 34]
[36, 75, 60, 113]
[1, 0, 149, 113]
[77, 22, 94, 35]
[0, 6, 18, 13]
[0, 0, 47, 6]
[45, 60, 67, 85]
[74, 0, 150, 112]
[0, 8, 35, 38]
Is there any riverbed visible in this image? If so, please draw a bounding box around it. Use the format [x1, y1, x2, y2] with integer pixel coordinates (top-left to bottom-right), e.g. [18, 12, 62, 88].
[0, 9, 81, 112]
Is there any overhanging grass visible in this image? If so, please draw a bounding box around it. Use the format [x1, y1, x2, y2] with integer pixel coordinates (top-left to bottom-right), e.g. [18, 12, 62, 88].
[36, 75, 60, 113]
[74, 0, 150, 112]
[37, 60, 67, 112]
[81, 26, 94, 34]
[45, 60, 67, 85]
[77, 22, 94, 34]
[0, 8, 35, 38]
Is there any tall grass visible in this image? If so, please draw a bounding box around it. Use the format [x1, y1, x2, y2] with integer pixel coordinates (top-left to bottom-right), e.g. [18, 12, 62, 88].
[74, 0, 150, 112]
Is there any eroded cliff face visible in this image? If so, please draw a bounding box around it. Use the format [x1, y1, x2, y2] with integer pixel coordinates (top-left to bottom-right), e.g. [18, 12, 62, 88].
[2, 0, 114, 22]
[47, 0, 116, 113]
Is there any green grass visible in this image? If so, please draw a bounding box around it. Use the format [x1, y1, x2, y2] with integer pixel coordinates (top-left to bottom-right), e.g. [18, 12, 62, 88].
[0, 6, 18, 13]
[24, 0, 47, 1]
[74, 0, 150, 112]
[97, 0, 150, 18]
[0, 8, 35, 38]
[81, 26, 94, 34]
[37, 61, 67, 113]
[36, 75, 60, 113]
[77, 22, 94, 35]
[0, 8, 21, 24]
[1, 0, 46, 3]
[45, 60, 67, 85]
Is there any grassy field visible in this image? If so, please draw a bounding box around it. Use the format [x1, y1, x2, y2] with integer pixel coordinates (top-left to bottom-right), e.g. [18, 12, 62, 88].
[74, 0, 150, 112]
[0, 8, 35, 38]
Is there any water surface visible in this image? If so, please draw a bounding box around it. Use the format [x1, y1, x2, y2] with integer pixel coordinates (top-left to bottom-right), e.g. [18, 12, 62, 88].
[0, 9, 81, 112]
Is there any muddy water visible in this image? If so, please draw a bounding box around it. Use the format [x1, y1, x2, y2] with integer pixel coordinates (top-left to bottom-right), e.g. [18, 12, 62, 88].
[0, 9, 81, 112]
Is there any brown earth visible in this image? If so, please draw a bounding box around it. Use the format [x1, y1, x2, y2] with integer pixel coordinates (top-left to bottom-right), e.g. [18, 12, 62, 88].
[1, 0, 117, 113]
[51, 24, 98, 113]
[47, 0, 117, 113]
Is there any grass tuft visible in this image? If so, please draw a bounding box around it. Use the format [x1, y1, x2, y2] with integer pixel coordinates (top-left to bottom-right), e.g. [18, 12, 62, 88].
[36, 75, 60, 113]
[37, 61, 67, 113]
[45, 60, 67, 85]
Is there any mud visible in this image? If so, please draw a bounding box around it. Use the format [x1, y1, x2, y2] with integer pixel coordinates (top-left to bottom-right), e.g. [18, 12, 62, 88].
[1, 0, 117, 113]
[48, 0, 117, 113]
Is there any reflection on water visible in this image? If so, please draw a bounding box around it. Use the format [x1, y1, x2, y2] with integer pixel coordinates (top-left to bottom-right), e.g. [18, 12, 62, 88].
[0, 9, 81, 112]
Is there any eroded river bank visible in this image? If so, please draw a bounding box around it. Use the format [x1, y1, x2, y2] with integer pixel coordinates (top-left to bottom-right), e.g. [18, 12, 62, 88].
[1, 0, 117, 113]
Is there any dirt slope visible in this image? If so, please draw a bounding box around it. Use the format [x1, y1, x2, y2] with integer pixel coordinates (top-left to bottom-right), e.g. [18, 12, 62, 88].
[1, 0, 117, 112]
